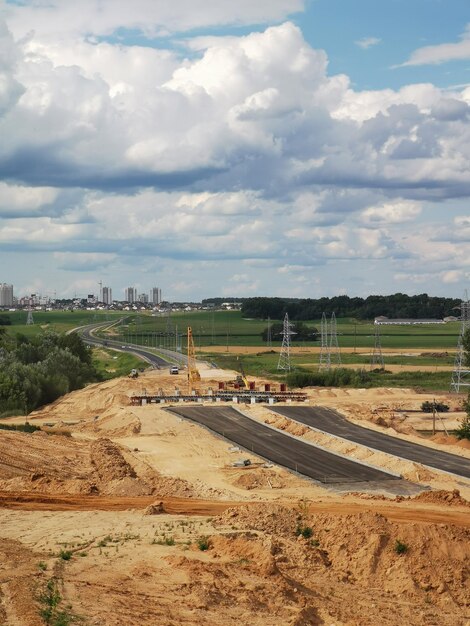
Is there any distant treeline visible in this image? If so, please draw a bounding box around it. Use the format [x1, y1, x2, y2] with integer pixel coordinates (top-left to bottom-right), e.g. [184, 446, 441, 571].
[241, 294, 461, 321]
[0, 330, 98, 417]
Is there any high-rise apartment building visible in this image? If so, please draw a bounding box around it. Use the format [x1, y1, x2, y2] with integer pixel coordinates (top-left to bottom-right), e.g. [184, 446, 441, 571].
[150, 287, 162, 305]
[0, 283, 14, 307]
[138, 293, 149, 304]
[125, 287, 137, 303]
[102, 287, 112, 305]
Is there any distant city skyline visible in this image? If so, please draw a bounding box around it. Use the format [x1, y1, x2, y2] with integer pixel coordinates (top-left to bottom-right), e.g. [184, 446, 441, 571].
[0, 1, 469, 300]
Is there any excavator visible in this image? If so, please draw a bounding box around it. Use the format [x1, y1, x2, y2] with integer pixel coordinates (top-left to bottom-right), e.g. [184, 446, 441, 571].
[187, 326, 201, 394]
[226, 357, 249, 388]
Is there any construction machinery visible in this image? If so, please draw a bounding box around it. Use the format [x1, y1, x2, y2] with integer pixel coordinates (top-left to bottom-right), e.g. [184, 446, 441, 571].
[187, 326, 201, 393]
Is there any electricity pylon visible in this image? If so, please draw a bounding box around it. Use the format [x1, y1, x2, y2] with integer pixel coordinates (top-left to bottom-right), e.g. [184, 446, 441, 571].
[329, 312, 341, 365]
[370, 324, 384, 369]
[277, 313, 295, 371]
[450, 297, 470, 393]
[319, 312, 330, 370]
[266, 316, 272, 347]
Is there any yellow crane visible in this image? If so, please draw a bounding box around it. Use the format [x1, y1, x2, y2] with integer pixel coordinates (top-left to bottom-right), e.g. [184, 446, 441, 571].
[187, 326, 201, 394]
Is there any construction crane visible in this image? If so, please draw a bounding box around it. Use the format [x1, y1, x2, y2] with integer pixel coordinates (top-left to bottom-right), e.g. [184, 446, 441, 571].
[187, 326, 201, 394]
[237, 357, 249, 388]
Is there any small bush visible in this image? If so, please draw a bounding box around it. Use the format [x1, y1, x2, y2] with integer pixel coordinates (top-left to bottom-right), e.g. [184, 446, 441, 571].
[58, 549, 73, 561]
[196, 536, 210, 551]
[295, 524, 313, 539]
[394, 539, 408, 555]
[38, 561, 47, 571]
[421, 401, 449, 413]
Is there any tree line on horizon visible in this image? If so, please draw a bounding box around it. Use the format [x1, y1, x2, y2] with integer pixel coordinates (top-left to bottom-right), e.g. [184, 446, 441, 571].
[240, 293, 462, 321]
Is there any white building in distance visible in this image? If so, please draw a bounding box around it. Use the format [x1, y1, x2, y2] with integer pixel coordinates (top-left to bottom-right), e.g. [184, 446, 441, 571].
[0, 283, 14, 307]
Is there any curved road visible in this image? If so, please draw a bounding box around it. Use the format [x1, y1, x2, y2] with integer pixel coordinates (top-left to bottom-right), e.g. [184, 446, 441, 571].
[77, 322, 171, 368]
[167, 405, 400, 484]
[271, 406, 470, 480]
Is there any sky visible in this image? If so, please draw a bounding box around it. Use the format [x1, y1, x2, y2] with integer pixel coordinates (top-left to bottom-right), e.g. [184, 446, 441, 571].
[0, 0, 470, 302]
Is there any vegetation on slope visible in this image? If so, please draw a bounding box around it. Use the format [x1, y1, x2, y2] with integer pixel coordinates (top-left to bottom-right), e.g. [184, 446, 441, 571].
[0, 330, 99, 417]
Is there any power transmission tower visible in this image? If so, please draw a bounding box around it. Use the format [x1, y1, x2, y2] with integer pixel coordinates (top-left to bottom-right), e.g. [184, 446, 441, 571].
[266, 316, 272, 347]
[277, 313, 294, 371]
[165, 309, 171, 349]
[26, 305, 34, 325]
[319, 312, 330, 370]
[370, 324, 384, 369]
[329, 312, 341, 364]
[450, 296, 470, 393]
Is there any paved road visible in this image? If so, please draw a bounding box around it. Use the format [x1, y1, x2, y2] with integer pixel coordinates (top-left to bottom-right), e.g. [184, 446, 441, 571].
[78, 323, 171, 368]
[271, 406, 470, 480]
[167, 406, 400, 484]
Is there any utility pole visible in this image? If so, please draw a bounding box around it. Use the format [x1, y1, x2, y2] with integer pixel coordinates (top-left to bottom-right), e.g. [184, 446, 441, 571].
[450, 295, 470, 393]
[370, 324, 384, 370]
[329, 312, 341, 365]
[277, 313, 295, 372]
[319, 312, 330, 370]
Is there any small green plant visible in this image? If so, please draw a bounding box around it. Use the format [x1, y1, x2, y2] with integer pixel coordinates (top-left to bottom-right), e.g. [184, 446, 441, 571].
[301, 526, 313, 539]
[394, 539, 408, 555]
[295, 525, 313, 539]
[38, 578, 61, 623]
[38, 561, 47, 571]
[309, 538, 320, 547]
[58, 550, 72, 561]
[196, 536, 211, 551]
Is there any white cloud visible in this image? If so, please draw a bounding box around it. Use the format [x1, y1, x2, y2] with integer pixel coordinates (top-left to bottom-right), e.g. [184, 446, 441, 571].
[5, 0, 305, 41]
[360, 201, 422, 225]
[1, 10, 470, 298]
[401, 24, 470, 66]
[355, 37, 381, 50]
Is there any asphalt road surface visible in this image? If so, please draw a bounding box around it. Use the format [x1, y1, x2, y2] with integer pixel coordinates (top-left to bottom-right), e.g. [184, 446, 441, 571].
[271, 406, 470, 480]
[167, 406, 400, 484]
[78, 323, 170, 368]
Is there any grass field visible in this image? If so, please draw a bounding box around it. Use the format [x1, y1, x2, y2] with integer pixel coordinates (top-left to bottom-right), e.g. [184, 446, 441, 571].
[0, 309, 462, 391]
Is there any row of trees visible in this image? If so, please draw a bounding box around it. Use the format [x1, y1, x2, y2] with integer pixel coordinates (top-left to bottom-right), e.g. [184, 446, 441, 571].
[0, 330, 98, 417]
[242, 294, 461, 321]
[261, 321, 319, 342]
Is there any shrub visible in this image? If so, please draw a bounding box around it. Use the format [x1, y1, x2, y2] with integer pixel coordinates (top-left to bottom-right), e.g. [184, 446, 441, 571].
[196, 536, 210, 551]
[394, 539, 408, 555]
[58, 549, 72, 561]
[421, 401, 449, 413]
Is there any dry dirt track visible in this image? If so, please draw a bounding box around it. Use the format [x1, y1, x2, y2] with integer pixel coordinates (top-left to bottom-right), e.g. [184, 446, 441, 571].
[1, 491, 469, 527]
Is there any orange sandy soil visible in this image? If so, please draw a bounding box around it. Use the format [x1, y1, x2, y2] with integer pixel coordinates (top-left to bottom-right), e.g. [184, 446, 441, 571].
[1, 368, 469, 625]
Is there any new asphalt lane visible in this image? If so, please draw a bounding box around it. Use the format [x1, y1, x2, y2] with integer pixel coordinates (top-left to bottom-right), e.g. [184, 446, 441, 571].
[166, 405, 400, 484]
[271, 406, 470, 480]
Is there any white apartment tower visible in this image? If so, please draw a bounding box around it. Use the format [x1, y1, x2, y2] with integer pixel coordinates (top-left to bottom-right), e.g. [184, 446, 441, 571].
[125, 287, 137, 303]
[0, 283, 14, 307]
[102, 286, 112, 305]
[150, 287, 162, 305]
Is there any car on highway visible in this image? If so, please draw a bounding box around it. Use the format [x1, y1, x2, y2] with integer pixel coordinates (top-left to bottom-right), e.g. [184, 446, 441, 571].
[170, 366, 179, 375]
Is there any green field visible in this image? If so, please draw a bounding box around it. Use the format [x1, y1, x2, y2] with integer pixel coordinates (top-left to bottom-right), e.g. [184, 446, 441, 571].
[0, 309, 462, 392]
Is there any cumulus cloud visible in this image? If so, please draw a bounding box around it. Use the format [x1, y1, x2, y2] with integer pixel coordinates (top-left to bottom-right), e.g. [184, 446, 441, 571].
[4, 0, 305, 40]
[360, 201, 422, 224]
[1, 9, 470, 298]
[402, 24, 470, 66]
[355, 37, 381, 50]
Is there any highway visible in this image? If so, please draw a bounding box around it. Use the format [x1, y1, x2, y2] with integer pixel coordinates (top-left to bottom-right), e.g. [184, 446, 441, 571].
[77, 322, 171, 368]
[271, 406, 470, 480]
[166, 406, 400, 484]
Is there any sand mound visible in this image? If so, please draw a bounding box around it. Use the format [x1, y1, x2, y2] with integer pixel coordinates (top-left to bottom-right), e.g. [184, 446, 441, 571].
[233, 469, 285, 490]
[410, 489, 470, 507]
[90, 438, 137, 481]
[264, 415, 309, 437]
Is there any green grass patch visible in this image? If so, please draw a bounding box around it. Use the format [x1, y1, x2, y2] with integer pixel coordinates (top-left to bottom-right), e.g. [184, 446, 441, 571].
[92, 347, 146, 379]
[0, 422, 42, 432]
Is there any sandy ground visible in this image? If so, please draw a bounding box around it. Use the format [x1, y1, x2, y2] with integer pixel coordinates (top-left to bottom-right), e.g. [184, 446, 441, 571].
[1, 367, 470, 625]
